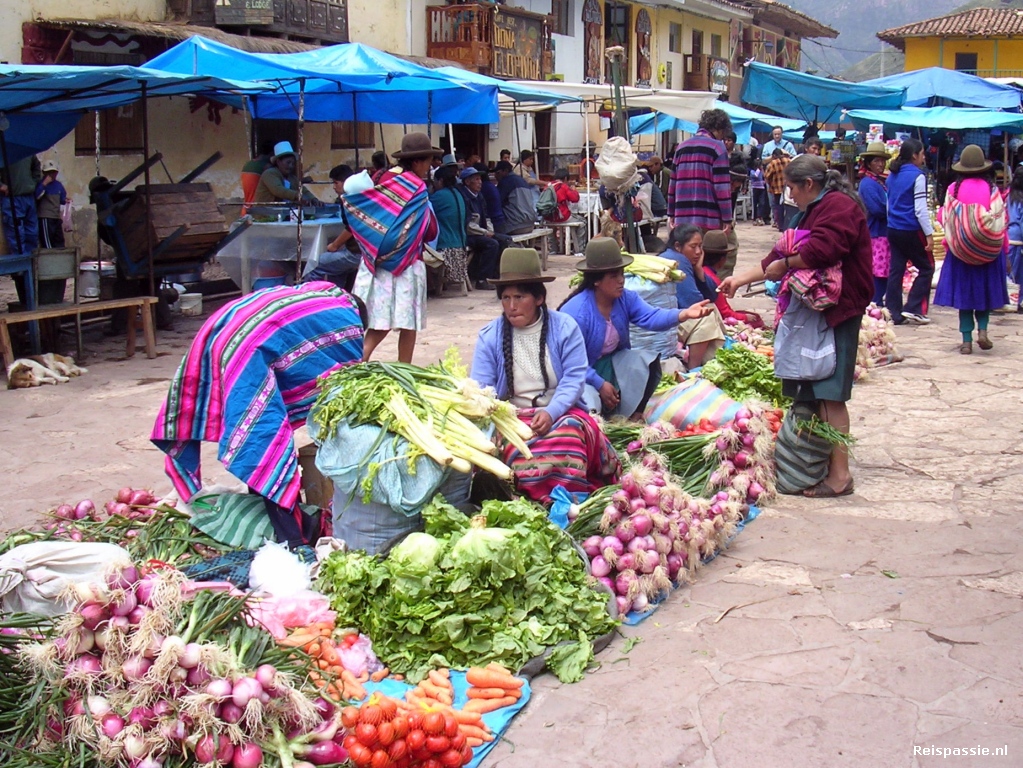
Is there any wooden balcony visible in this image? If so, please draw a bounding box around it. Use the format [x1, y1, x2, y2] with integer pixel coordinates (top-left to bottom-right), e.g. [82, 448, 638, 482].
[182, 0, 349, 44]
[427, 3, 552, 80]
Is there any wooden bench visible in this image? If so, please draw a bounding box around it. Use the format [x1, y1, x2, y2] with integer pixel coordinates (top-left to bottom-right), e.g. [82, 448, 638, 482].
[0, 296, 158, 372]
[548, 220, 585, 257]
[509, 227, 554, 269]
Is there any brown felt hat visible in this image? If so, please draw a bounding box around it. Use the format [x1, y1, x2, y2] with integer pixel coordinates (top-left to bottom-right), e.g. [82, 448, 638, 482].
[859, 141, 889, 161]
[488, 248, 555, 286]
[575, 237, 634, 272]
[952, 144, 992, 175]
[702, 230, 730, 254]
[392, 132, 443, 160]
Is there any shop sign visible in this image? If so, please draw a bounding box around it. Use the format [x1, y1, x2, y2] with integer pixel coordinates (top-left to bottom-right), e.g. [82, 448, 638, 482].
[215, 0, 273, 25]
[492, 10, 544, 80]
[709, 57, 729, 93]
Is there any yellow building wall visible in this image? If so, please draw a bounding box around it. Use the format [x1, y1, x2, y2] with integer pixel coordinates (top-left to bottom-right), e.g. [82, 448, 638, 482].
[902, 36, 1023, 75]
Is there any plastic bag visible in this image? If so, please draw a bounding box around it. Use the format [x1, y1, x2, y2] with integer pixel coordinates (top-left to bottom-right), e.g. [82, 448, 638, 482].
[248, 589, 336, 639]
[595, 137, 641, 193]
[0, 541, 131, 616]
[61, 201, 74, 232]
[644, 376, 742, 429]
[548, 486, 588, 530]
[249, 540, 312, 596]
[338, 633, 385, 678]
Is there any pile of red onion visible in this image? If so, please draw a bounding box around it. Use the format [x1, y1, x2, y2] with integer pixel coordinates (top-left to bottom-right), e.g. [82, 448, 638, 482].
[25, 568, 343, 768]
[706, 406, 776, 505]
[45, 487, 168, 541]
[578, 457, 748, 616]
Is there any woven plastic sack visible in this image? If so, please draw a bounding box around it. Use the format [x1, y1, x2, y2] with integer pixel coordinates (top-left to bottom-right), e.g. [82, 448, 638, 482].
[774, 403, 831, 494]
[626, 274, 677, 358]
[595, 137, 641, 193]
[643, 376, 742, 429]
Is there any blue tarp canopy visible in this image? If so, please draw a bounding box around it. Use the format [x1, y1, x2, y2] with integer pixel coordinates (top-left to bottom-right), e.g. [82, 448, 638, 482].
[861, 68, 1021, 110]
[845, 106, 1023, 133]
[0, 63, 271, 164]
[741, 61, 906, 124]
[783, 129, 836, 143]
[629, 102, 803, 144]
[146, 36, 500, 124]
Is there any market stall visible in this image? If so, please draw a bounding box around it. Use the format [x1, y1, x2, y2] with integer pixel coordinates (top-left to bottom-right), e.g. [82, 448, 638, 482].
[629, 103, 805, 145]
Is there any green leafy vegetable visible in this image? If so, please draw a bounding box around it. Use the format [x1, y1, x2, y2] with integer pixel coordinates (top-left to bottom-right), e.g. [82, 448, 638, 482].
[700, 346, 790, 407]
[795, 417, 856, 447]
[316, 497, 617, 684]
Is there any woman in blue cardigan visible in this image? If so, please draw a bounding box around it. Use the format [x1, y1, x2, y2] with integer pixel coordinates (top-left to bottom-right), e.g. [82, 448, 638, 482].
[559, 237, 711, 418]
[471, 248, 620, 503]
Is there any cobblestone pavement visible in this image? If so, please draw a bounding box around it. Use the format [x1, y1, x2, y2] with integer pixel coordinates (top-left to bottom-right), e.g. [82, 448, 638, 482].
[2, 221, 1021, 766]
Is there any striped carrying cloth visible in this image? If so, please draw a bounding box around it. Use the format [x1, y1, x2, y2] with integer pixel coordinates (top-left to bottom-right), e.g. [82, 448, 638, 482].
[942, 184, 1006, 266]
[501, 407, 621, 505]
[342, 170, 438, 277]
[150, 282, 364, 510]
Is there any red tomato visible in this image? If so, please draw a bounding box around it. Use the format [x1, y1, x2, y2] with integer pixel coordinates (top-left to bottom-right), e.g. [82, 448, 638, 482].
[407, 713, 423, 732]
[342, 706, 361, 729]
[426, 735, 451, 753]
[388, 739, 408, 761]
[359, 704, 382, 725]
[392, 716, 408, 739]
[377, 721, 396, 747]
[406, 730, 426, 752]
[355, 722, 378, 747]
[348, 742, 372, 767]
[422, 760, 443, 768]
[443, 714, 459, 738]
[450, 732, 466, 751]
[422, 712, 446, 736]
[439, 749, 464, 768]
[460, 743, 475, 763]
[370, 748, 390, 768]
[342, 633, 359, 648]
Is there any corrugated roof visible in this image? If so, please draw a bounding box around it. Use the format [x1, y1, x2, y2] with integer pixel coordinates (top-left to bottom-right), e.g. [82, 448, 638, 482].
[878, 8, 1023, 51]
[730, 0, 838, 40]
[41, 19, 459, 68]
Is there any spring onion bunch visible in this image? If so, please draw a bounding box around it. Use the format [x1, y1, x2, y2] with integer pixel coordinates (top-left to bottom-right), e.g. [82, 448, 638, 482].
[313, 356, 533, 481]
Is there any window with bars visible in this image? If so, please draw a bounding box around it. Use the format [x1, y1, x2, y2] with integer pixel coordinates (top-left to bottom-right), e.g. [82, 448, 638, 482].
[552, 0, 571, 36]
[74, 107, 144, 156]
[668, 22, 682, 54]
[331, 121, 376, 149]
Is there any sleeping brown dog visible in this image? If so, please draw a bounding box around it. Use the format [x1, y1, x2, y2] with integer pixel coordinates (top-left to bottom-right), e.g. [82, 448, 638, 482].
[6, 353, 88, 389]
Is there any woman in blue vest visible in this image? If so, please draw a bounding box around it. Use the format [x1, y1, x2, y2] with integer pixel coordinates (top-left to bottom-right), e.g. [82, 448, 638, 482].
[559, 238, 711, 418]
[884, 139, 934, 325]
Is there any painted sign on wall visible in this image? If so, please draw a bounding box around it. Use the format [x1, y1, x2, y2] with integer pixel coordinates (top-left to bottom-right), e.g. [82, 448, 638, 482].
[492, 9, 544, 80]
[582, 0, 603, 84]
[215, 0, 273, 25]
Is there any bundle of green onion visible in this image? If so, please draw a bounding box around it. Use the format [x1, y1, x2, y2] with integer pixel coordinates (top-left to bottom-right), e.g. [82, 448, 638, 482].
[312, 358, 534, 481]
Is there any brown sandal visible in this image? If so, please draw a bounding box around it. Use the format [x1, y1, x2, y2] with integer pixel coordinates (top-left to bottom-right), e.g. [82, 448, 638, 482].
[803, 480, 854, 498]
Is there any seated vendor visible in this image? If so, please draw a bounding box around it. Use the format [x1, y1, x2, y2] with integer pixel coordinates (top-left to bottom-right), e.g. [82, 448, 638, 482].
[664, 224, 728, 368]
[254, 141, 322, 206]
[151, 281, 364, 547]
[471, 248, 620, 503]
[701, 229, 764, 329]
[559, 238, 712, 418]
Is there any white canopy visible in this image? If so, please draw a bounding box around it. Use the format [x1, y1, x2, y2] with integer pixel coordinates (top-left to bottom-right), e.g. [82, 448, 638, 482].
[506, 80, 719, 123]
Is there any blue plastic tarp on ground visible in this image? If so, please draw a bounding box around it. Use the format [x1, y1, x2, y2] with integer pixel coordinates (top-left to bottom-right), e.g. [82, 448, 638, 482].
[145, 36, 500, 124]
[629, 104, 803, 144]
[741, 61, 905, 124]
[861, 68, 1021, 110]
[846, 105, 1023, 133]
[363, 671, 531, 768]
[622, 505, 761, 626]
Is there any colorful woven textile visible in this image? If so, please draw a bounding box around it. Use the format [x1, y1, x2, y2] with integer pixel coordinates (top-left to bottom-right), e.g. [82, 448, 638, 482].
[942, 184, 1006, 266]
[501, 407, 621, 505]
[774, 228, 842, 325]
[342, 170, 438, 278]
[151, 282, 364, 509]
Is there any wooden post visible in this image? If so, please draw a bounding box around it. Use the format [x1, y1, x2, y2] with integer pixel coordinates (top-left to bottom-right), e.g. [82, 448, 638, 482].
[296, 79, 306, 266]
[141, 83, 155, 299]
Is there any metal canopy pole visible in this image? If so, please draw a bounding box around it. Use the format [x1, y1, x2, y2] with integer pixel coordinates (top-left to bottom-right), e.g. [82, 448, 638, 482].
[0, 128, 24, 254]
[141, 83, 155, 298]
[608, 46, 638, 253]
[584, 101, 594, 238]
[296, 79, 306, 265]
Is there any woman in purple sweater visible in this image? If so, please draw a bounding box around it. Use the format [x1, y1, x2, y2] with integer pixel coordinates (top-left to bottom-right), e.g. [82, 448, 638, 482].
[559, 238, 711, 418]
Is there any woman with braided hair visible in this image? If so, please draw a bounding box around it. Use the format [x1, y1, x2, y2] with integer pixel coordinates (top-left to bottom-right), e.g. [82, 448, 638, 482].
[471, 248, 620, 504]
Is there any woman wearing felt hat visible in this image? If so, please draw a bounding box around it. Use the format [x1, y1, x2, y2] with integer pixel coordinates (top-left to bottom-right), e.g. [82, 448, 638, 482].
[471, 248, 620, 503]
[558, 238, 712, 418]
[858, 141, 892, 306]
[934, 144, 1010, 354]
[345, 132, 442, 363]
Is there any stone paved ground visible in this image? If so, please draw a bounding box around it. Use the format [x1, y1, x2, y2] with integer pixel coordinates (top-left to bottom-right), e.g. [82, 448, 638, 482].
[2, 221, 1021, 766]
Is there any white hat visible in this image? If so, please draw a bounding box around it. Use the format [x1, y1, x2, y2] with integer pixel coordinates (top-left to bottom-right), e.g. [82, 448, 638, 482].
[343, 170, 374, 195]
[42, 159, 59, 173]
[441, 153, 457, 167]
[272, 141, 296, 161]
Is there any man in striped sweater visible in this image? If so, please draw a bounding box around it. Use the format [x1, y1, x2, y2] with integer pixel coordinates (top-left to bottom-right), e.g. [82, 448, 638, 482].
[667, 109, 734, 234]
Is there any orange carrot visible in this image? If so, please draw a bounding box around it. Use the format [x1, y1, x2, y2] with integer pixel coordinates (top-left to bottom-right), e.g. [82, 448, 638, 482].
[485, 663, 510, 674]
[356, 671, 369, 684]
[462, 695, 518, 715]
[458, 724, 492, 741]
[370, 667, 390, 683]
[428, 670, 452, 689]
[466, 686, 511, 699]
[278, 632, 319, 648]
[466, 737, 484, 748]
[466, 667, 523, 690]
[450, 710, 484, 726]
[391, 674, 404, 682]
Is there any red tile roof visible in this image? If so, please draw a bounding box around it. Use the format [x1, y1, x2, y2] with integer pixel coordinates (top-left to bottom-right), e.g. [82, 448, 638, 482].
[878, 8, 1023, 51]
